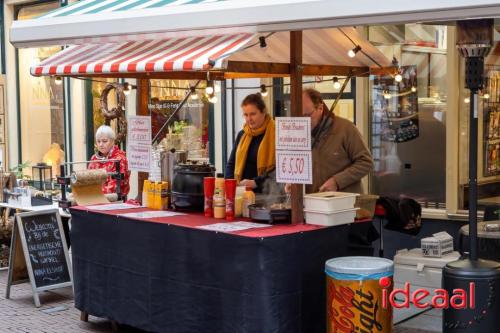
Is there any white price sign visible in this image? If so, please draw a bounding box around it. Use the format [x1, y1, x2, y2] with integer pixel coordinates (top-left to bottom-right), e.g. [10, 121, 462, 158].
[276, 117, 311, 151]
[127, 116, 151, 144]
[127, 143, 151, 172]
[276, 151, 313, 184]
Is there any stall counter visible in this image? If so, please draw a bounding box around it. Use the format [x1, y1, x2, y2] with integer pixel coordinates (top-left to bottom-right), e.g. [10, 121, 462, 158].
[70, 206, 350, 333]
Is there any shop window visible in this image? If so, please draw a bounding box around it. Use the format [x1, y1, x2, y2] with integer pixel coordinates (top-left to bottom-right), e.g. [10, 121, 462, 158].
[369, 24, 447, 209]
[458, 49, 500, 210]
[85, 78, 119, 158]
[149, 80, 209, 161]
[17, 1, 63, 177]
[274, 76, 356, 122]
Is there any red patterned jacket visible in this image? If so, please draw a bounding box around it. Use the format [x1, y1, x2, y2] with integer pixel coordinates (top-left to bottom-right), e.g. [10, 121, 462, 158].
[89, 145, 130, 196]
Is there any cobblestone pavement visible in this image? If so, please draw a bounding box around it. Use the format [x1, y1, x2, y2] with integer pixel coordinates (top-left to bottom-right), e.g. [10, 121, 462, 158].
[0, 270, 434, 333]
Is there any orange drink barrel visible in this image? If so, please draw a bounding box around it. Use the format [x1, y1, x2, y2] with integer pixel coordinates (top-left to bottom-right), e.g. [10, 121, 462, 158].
[325, 257, 394, 333]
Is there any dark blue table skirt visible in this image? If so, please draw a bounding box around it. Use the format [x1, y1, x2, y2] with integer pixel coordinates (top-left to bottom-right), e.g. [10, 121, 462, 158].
[70, 209, 349, 333]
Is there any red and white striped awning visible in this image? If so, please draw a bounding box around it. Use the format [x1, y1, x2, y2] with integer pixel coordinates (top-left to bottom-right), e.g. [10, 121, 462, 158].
[31, 33, 254, 76]
[31, 28, 392, 77]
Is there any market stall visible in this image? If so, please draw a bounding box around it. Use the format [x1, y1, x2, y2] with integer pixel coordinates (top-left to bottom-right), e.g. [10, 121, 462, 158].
[9, 1, 395, 331]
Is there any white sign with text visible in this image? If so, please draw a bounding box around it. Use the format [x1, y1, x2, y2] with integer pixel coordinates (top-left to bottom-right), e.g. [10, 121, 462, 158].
[127, 143, 151, 172]
[128, 116, 151, 144]
[276, 151, 313, 184]
[275, 117, 311, 151]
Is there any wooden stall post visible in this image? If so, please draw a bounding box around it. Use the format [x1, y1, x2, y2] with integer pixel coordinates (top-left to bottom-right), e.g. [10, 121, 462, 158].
[290, 31, 304, 224]
[136, 78, 150, 201]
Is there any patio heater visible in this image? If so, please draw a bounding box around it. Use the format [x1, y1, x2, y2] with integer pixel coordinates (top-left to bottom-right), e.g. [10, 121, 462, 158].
[442, 19, 500, 332]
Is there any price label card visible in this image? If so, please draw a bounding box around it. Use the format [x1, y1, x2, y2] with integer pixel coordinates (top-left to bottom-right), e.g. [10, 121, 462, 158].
[127, 116, 151, 144]
[127, 143, 151, 172]
[276, 151, 313, 184]
[276, 117, 311, 151]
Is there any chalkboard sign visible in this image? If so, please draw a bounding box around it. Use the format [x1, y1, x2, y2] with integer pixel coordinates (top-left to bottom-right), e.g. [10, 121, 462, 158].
[5, 209, 72, 307]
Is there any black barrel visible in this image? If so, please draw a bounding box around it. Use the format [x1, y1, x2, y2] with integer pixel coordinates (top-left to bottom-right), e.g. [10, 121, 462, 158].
[443, 258, 500, 332]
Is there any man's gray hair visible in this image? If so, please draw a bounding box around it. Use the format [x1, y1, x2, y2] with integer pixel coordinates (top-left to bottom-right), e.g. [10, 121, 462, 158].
[95, 125, 116, 141]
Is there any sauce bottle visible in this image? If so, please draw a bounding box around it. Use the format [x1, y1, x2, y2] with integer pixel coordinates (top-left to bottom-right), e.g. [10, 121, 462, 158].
[242, 186, 256, 218]
[213, 173, 226, 219]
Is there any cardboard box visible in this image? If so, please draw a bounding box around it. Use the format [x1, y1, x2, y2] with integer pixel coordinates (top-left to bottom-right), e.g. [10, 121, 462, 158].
[421, 231, 454, 257]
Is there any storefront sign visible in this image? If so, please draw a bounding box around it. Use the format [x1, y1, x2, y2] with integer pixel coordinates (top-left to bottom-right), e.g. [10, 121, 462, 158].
[127, 143, 151, 172]
[128, 116, 152, 143]
[276, 117, 311, 150]
[276, 151, 313, 184]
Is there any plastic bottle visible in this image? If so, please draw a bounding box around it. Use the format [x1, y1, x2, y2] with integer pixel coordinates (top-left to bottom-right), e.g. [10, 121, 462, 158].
[242, 186, 256, 218]
[234, 186, 246, 218]
[142, 180, 151, 207]
[213, 173, 226, 219]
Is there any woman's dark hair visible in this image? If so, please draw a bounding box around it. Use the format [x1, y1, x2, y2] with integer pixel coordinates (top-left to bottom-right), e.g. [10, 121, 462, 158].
[241, 93, 267, 113]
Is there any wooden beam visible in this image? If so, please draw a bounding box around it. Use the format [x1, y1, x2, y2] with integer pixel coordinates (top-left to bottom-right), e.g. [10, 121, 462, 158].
[302, 65, 369, 77]
[226, 61, 290, 75]
[135, 78, 150, 202]
[65, 71, 226, 80]
[290, 30, 304, 225]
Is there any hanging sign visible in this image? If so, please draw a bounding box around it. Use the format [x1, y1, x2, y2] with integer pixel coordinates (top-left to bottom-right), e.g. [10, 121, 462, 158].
[5, 210, 72, 307]
[127, 116, 152, 172]
[275, 117, 312, 184]
[276, 151, 313, 184]
[127, 143, 151, 172]
[275, 117, 311, 150]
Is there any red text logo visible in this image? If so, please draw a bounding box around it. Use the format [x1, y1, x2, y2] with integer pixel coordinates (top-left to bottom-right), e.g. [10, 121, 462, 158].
[379, 277, 475, 309]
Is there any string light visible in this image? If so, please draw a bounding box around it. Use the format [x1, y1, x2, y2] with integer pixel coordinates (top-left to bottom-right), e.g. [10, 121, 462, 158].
[411, 86, 417, 93]
[208, 94, 218, 104]
[395, 73, 403, 82]
[348, 45, 361, 58]
[259, 36, 267, 48]
[383, 90, 391, 100]
[333, 77, 341, 89]
[190, 86, 198, 100]
[123, 82, 133, 95]
[205, 81, 214, 95]
[54, 76, 62, 85]
[483, 93, 490, 99]
[260, 84, 268, 97]
[464, 97, 470, 104]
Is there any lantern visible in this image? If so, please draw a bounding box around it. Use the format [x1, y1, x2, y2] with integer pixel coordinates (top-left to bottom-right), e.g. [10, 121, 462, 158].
[32, 162, 52, 191]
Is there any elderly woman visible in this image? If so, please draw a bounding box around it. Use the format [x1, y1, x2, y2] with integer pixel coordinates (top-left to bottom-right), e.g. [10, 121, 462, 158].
[88, 125, 130, 197]
[225, 93, 275, 193]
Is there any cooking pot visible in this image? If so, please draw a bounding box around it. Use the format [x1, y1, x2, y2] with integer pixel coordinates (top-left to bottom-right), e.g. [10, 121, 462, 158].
[171, 162, 215, 211]
[248, 202, 291, 224]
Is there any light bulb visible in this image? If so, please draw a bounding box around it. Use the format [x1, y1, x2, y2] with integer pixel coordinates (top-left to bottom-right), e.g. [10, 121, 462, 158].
[190, 93, 198, 100]
[259, 84, 268, 97]
[411, 86, 417, 93]
[208, 95, 218, 104]
[333, 77, 341, 89]
[483, 93, 490, 99]
[54, 76, 62, 85]
[464, 97, 470, 104]
[395, 73, 403, 82]
[205, 86, 214, 95]
[383, 90, 391, 100]
[348, 45, 361, 58]
[260, 90, 268, 97]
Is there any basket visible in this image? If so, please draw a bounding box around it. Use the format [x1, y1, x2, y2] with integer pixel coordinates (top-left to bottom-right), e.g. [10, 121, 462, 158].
[354, 194, 379, 220]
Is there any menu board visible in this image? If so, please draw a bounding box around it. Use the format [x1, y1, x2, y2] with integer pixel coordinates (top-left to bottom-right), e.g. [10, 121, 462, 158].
[6, 210, 72, 307]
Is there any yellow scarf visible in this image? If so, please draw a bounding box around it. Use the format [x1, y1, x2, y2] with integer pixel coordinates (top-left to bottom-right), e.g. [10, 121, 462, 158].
[234, 115, 276, 183]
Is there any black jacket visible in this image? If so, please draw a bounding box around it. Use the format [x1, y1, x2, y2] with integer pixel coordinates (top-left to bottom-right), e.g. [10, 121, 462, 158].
[225, 130, 269, 193]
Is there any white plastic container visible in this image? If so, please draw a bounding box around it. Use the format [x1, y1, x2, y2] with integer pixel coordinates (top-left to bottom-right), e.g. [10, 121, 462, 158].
[304, 191, 359, 213]
[304, 208, 358, 226]
[394, 248, 460, 290]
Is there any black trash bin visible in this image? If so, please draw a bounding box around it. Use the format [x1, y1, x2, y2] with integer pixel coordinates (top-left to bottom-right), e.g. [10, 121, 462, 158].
[443, 258, 500, 332]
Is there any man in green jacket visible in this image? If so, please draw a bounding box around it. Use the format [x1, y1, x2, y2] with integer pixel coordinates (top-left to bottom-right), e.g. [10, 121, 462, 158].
[302, 88, 374, 194]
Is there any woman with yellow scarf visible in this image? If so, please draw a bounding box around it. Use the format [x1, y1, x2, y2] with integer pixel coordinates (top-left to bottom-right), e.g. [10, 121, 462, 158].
[225, 94, 276, 193]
